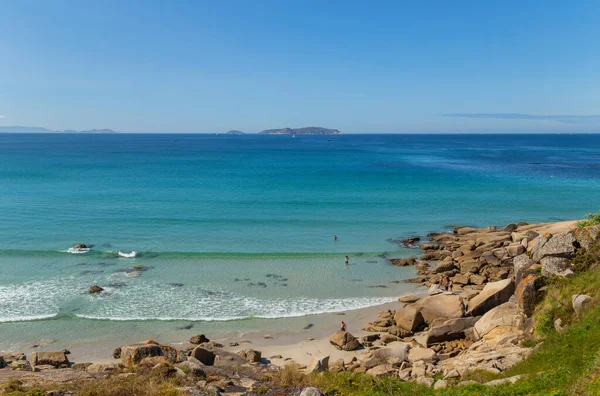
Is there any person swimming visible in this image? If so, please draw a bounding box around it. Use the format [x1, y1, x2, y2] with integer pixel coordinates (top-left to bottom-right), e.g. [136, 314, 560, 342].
[334, 234, 337, 242]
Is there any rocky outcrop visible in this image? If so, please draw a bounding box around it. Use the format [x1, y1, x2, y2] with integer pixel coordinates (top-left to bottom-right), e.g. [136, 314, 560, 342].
[299, 388, 326, 396]
[473, 302, 526, 340]
[540, 256, 573, 277]
[426, 317, 480, 346]
[191, 347, 215, 366]
[394, 305, 424, 332]
[329, 331, 361, 351]
[531, 232, 578, 263]
[417, 294, 465, 324]
[515, 274, 545, 316]
[121, 343, 185, 367]
[408, 347, 438, 363]
[236, 349, 262, 363]
[29, 351, 70, 368]
[306, 356, 329, 374]
[390, 257, 416, 266]
[467, 279, 515, 316]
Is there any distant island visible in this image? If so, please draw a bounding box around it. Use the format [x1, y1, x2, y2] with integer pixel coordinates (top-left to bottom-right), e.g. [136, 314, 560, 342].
[0, 126, 117, 133]
[259, 127, 343, 135]
[225, 130, 245, 135]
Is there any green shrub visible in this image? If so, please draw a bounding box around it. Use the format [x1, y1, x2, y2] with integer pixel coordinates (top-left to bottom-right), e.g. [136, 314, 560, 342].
[577, 212, 600, 228]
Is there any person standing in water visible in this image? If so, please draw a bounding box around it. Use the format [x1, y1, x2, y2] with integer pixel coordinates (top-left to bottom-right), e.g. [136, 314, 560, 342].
[345, 255, 349, 265]
[334, 234, 337, 242]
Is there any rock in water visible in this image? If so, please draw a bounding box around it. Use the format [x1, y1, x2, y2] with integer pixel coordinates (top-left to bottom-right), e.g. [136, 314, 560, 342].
[89, 285, 104, 294]
[73, 243, 87, 249]
[329, 331, 361, 351]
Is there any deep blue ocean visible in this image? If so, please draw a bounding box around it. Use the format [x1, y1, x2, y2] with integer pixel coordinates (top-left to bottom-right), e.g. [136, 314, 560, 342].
[1, 133, 599, 350]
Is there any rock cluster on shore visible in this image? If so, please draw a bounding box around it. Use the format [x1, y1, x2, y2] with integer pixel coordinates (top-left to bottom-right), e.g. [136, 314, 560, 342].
[2, 220, 598, 393]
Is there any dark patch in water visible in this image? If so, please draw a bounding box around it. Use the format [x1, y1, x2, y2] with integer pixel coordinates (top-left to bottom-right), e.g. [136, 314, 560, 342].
[351, 279, 363, 282]
[266, 274, 283, 279]
[303, 324, 314, 330]
[177, 323, 194, 330]
[80, 270, 103, 275]
[233, 278, 241, 282]
[101, 243, 112, 248]
[279, 283, 288, 287]
[170, 283, 184, 287]
[109, 282, 126, 288]
[366, 260, 378, 264]
[97, 262, 116, 267]
[279, 278, 288, 282]
[368, 285, 388, 288]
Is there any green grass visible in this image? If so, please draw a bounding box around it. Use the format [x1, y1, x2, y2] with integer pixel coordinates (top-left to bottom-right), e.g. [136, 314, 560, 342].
[577, 212, 600, 228]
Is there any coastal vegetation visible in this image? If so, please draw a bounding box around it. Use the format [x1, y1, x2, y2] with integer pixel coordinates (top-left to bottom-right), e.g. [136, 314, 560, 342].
[577, 212, 600, 228]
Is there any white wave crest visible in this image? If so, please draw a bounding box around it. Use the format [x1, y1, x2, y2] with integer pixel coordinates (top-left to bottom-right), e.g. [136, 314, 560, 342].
[118, 251, 137, 258]
[62, 247, 91, 254]
[0, 314, 58, 323]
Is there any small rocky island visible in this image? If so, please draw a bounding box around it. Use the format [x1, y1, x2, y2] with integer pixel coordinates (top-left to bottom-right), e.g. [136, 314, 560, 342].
[258, 127, 342, 135]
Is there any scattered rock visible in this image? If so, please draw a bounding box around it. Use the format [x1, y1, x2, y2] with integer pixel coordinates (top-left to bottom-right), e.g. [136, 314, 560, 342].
[398, 295, 420, 303]
[531, 232, 578, 263]
[329, 331, 361, 351]
[29, 351, 69, 368]
[121, 343, 185, 367]
[236, 349, 262, 363]
[189, 334, 210, 345]
[572, 294, 593, 316]
[394, 305, 425, 332]
[541, 256, 573, 277]
[191, 347, 215, 366]
[299, 388, 326, 396]
[408, 347, 438, 363]
[390, 257, 417, 266]
[112, 347, 121, 359]
[473, 302, 526, 339]
[306, 356, 329, 374]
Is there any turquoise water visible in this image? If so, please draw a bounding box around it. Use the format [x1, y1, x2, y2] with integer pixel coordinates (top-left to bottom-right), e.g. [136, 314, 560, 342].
[1, 133, 600, 348]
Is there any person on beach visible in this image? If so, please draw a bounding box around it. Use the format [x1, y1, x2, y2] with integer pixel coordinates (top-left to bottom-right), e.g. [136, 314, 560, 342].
[345, 255, 349, 265]
[340, 321, 347, 331]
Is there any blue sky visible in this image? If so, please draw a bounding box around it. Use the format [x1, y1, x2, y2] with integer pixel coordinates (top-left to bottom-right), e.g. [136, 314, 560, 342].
[1, 0, 599, 133]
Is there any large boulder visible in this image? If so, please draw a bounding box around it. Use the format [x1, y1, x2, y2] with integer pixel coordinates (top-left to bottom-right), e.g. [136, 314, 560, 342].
[473, 302, 526, 339]
[394, 305, 424, 332]
[425, 316, 480, 346]
[306, 356, 329, 374]
[513, 254, 534, 286]
[572, 225, 600, 251]
[515, 274, 544, 316]
[432, 261, 456, 274]
[531, 232, 578, 263]
[572, 294, 593, 316]
[408, 347, 438, 363]
[329, 331, 361, 351]
[418, 294, 465, 324]
[29, 351, 69, 368]
[371, 342, 411, 362]
[237, 349, 262, 363]
[121, 343, 185, 367]
[467, 279, 515, 316]
[541, 256, 573, 277]
[191, 347, 215, 366]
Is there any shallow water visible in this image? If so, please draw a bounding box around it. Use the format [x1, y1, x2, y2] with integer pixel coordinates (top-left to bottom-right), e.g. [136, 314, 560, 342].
[1, 133, 600, 349]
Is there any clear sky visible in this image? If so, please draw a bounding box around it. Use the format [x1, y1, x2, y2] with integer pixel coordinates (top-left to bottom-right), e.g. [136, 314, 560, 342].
[1, 0, 599, 133]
